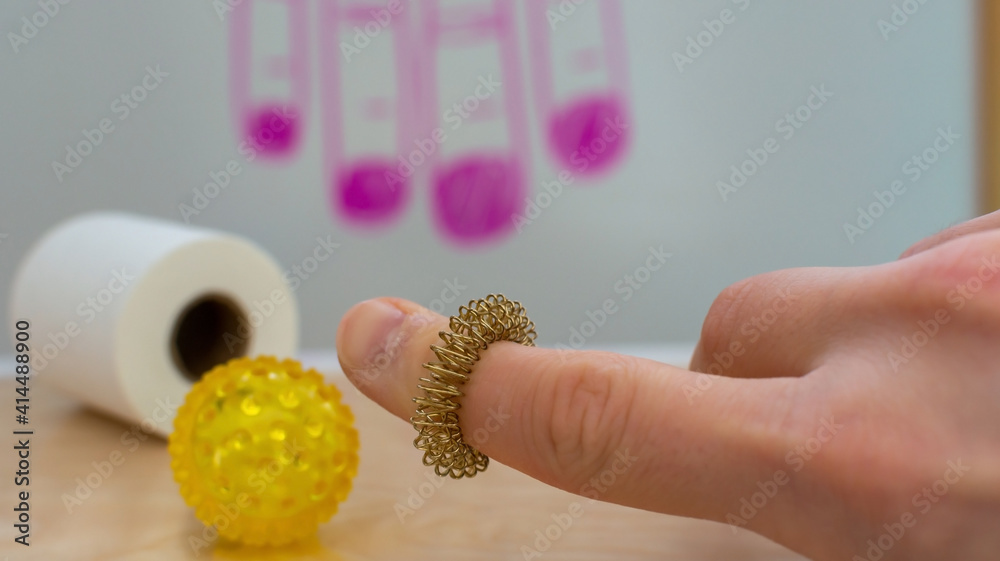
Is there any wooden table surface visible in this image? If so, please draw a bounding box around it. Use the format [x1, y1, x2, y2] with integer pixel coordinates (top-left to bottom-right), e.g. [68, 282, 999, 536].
[0, 352, 807, 561]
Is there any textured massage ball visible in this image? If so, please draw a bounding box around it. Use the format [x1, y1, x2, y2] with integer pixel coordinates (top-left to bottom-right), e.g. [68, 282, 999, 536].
[168, 356, 359, 546]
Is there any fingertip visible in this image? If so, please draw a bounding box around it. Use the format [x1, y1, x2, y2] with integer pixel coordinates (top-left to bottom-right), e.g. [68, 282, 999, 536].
[336, 298, 406, 374]
[336, 297, 450, 419]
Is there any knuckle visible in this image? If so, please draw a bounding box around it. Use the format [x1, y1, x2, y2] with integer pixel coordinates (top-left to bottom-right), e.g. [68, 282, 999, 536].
[907, 231, 1000, 321]
[697, 277, 759, 360]
[533, 351, 636, 484]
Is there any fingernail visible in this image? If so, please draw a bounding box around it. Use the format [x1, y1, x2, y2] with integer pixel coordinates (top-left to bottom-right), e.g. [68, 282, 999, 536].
[337, 298, 406, 374]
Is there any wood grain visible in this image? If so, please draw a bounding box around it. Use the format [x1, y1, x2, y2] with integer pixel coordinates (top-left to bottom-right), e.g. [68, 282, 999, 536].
[0, 370, 806, 561]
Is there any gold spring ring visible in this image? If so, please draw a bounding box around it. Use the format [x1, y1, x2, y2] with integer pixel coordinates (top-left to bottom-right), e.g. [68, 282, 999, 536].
[410, 294, 537, 478]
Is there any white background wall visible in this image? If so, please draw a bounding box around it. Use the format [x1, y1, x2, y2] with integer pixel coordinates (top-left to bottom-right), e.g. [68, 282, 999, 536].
[0, 0, 976, 351]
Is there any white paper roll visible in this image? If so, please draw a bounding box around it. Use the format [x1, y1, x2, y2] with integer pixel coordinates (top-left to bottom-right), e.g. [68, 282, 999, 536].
[8, 212, 299, 437]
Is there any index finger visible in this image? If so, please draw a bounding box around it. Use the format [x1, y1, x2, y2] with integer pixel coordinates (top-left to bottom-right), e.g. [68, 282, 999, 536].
[335, 297, 808, 526]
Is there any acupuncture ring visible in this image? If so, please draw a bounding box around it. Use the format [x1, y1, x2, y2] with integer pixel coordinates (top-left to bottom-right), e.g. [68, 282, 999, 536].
[410, 294, 537, 478]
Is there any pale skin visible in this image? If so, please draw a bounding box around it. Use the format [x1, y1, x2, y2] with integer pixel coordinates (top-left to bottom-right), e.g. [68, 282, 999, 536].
[336, 211, 1000, 561]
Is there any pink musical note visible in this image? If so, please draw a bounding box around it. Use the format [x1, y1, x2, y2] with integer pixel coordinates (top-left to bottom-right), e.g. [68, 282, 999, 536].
[229, 0, 309, 160]
[423, 0, 531, 246]
[319, 0, 414, 227]
[525, 0, 631, 177]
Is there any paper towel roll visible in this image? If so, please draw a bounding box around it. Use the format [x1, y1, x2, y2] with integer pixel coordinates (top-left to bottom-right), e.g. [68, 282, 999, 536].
[9, 212, 299, 437]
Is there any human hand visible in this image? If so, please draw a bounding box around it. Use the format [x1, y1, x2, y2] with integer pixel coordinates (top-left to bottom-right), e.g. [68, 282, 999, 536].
[335, 212, 1000, 561]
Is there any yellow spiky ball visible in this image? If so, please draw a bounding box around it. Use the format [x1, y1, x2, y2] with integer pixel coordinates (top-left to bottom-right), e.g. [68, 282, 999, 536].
[168, 356, 359, 546]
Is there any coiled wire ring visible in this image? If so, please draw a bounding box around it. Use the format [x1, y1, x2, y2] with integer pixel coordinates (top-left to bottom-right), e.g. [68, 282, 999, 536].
[411, 294, 537, 478]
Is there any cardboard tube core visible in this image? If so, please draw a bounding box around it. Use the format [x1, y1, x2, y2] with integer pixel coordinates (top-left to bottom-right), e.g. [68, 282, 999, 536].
[171, 294, 249, 382]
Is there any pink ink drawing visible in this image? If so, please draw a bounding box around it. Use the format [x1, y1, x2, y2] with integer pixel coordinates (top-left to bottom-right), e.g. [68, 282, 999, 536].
[229, 0, 632, 245]
[422, 0, 531, 246]
[319, 0, 415, 227]
[525, 0, 631, 177]
[229, 0, 310, 160]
